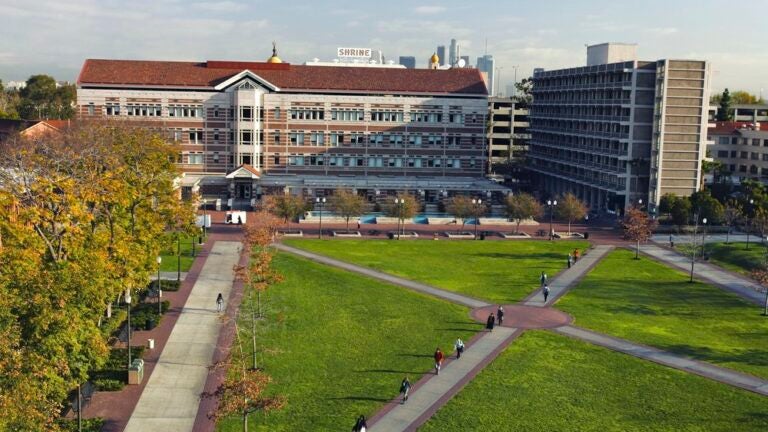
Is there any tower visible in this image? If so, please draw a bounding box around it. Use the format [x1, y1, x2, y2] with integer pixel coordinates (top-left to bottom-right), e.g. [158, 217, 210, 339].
[429, 52, 440, 70]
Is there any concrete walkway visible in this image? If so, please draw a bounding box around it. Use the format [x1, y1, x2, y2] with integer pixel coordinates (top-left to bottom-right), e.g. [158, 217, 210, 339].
[159, 271, 188, 281]
[369, 327, 520, 432]
[124, 241, 242, 432]
[274, 243, 490, 308]
[523, 245, 614, 307]
[554, 325, 768, 397]
[641, 244, 765, 305]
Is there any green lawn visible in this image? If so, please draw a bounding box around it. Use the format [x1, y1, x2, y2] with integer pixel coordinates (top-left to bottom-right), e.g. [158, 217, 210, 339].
[282, 239, 589, 304]
[421, 331, 768, 431]
[706, 241, 768, 276]
[557, 249, 768, 379]
[217, 253, 480, 431]
[159, 234, 199, 272]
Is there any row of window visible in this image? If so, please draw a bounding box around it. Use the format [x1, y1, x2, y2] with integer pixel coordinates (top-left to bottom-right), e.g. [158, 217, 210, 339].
[717, 150, 768, 161]
[285, 155, 470, 168]
[280, 131, 477, 146]
[716, 136, 768, 147]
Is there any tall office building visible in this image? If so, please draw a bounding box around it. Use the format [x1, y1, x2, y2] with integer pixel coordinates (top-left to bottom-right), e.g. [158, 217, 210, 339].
[460, 55, 470, 67]
[476, 55, 495, 97]
[528, 43, 711, 213]
[399, 56, 416, 69]
[436, 46, 446, 66]
[449, 39, 458, 67]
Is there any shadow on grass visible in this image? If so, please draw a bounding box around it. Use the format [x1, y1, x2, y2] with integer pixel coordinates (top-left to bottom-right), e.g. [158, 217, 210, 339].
[437, 327, 483, 332]
[355, 369, 427, 375]
[658, 344, 768, 368]
[473, 252, 565, 261]
[396, 353, 433, 359]
[326, 396, 393, 402]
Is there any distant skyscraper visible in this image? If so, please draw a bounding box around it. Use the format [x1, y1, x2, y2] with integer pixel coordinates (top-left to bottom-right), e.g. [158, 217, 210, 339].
[476, 54, 495, 96]
[460, 55, 470, 67]
[449, 39, 458, 66]
[506, 84, 516, 98]
[436, 46, 446, 66]
[399, 56, 416, 69]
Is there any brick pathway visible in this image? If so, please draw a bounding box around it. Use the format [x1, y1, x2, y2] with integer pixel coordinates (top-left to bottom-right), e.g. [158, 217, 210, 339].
[553, 325, 768, 397]
[123, 239, 242, 431]
[641, 244, 765, 305]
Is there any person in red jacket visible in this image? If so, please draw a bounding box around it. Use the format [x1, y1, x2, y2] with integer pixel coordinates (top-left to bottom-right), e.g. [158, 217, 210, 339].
[434, 347, 444, 375]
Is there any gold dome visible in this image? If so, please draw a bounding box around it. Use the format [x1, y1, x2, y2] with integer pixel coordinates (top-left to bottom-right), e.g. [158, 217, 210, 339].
[267, 41, 282, 63]
[430, 52, 439, 64]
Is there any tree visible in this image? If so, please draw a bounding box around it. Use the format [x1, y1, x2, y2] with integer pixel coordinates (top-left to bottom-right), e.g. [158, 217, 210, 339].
[385, 193, 419, 235]
[730, 90, 762, 105]
[512, 77, 533, 106]
[18, 75, 75, 120]
[622, 207, 658, 259]
[504, 193, 543, 234]
[0, 87, 20, 119]
[329, 188, 366, 232]
[716, 88, 733, 121]
[689, 191, 724, 224]
[266, 194, 307, 232]
[670, 197, 692, 227]
[555, 193, 587, 234]
[0, 122, 192, 430]
[445, 195, 475, 232]
[722, 200, 742, 244]
[658, 193, 679, 219]
[753, 208, 768, 241]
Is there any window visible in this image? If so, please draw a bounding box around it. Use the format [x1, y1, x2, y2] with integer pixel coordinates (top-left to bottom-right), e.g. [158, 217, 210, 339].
[350, 133, 364, 144]
[188, 153, 204, 164]
[289, 132, 305, 145]
[290, 108, 324, 120]
[241, 130, 253, 145]
[753, 139, 761, 146]
[391, 134, 404, 146]
[189, 131, 203, 144]
[371, 110, 404, 122]
[731, 151, 737, 158]
[739, 165, 747, 172]
[240, 106, 253, 121]
[751, 165, 759, 174]
[105, 103, 121, 116]
[310, 132, 324, 146]
[762, 154, 768, 161]
[717, 150, 729, 158]
[213, 108, 219, 118]
[87, 103, 95, 115]
[274, 131, 280, 144]
[330, 132, 344, 145]
[411, 112, 442, 123]
[273, 154, 280, 164]
[370, 134, 383, 145]
[213, 152, 220, 163]
[741, 151, 749, 158]
[274, 107, 281, 119]
[408, 135, 422, 146]
[752, 152, 760, 160]
[718, 137, 729, 145]
[288, 155, 305, 166]
[449, 113, 464, 124]
[330, 109, 364, 121]
[169, 105, 202, 118]
[213, 131, 220, 142]
[172, 130, 182, 142]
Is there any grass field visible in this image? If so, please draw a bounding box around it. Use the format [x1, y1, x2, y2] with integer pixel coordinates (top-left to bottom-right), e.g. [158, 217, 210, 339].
[283, 239, 589, 304]
[159, 233, 199, 272]
[217, 253, 480, 431]
[557, 249, 768, 379]
[421, 331, 768, 432]
[706, 241, 768, 276]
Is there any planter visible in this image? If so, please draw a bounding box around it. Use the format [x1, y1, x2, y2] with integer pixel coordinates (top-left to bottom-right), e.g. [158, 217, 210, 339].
[387, 231, 419, 239]
[333, 231, 362, 237]
[278, 230, 303, 237]
[445, 231, 477, 239]
[501, 232, 531, 239]
[553, 232, 584, 239]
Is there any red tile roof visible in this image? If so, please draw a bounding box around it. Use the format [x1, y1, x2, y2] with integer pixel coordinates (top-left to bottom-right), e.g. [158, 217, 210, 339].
[77, 59, 488, 96]
[710, 121, 768, 134]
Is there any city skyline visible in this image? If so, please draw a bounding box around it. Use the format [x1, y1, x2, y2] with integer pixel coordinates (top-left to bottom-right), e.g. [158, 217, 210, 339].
[1, 0, 766, 95]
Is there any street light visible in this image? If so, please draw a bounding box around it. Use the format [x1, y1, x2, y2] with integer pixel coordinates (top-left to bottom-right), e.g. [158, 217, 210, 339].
[125, 288, 133, 368]
[472, 198, 482, 239]
[394, 198, 405, 240]
[202, 198, 207, 239]
[702, 217, 708, 260]
[547, 199, 557, 240]
[316, 197, 326, 239]
[747, 199, 754, 250]
[156, 256, 162, 316]
[690, 214, 701, 283]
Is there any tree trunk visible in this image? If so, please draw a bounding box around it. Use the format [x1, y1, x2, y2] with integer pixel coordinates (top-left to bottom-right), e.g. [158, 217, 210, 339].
[516, 220, 521, 234]
[726, 226, 730, 244]
[251, 304, 258, 370]
[636, 239, 640, 259]
[243, 412, 248, 432]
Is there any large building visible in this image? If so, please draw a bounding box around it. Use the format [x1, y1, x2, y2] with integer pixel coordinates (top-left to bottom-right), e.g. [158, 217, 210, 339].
[398, 56, 416, 69]
[436, 46, 446, 67]
[528, 43, 711, 213]
[76, 50, 505, 203]
[487, 97, 530, 185]
[476, 55, 495, 97]
[707, 121, 768, 184]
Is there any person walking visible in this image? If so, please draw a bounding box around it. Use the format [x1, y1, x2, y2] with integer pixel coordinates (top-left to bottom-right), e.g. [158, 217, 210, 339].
[540, 271, 548, 287]
[497, 306, 505, 326]
[486, 313, 496, 332]
[216, 292, 224, 312]
[669, 234, 675, 248]
[567, 253, 573, 269]
[399, 377, 411, 404]
[573, 248, 580, 262]
[434, 347, 445, 375]
[455, 337, 465, 359]
[352, 415, 367, 432]
[543, 284, 550, 303]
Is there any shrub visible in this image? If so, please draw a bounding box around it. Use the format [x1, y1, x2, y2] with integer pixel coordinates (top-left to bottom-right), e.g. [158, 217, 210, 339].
[148, 279, 180, 292]
[100, 307, 127, 339]
[56, 418, 105, 432]
[92, 377, 125, 392]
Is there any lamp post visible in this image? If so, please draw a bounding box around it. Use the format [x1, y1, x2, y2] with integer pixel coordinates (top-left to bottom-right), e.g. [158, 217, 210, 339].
[472, 198, 482, 239]
[702, 217, 708, 260]
[316, 197, 326, 239]
[77, 381, 82, 432]
[394, 198, 404, 240]
[547, 199, 557, 240]
[176, 235, 181, 283]
[747, 198, 754, 250]
[125, 288, 133, 368]
[202, 198, 207, 239]
[690, 215, 700, 283]
[156, 256, 162, 316]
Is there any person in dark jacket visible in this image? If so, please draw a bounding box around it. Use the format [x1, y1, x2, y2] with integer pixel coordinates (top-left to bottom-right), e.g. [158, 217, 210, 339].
[352, 415, 367, 432]
[497, 306, 505, 326]
[486, 312, 496, 332]
[400, 377, 411, 403]
[434, 347, 445, 375]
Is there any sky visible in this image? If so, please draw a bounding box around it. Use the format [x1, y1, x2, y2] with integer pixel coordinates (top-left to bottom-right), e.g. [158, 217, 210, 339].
[1, 0, 766, 96]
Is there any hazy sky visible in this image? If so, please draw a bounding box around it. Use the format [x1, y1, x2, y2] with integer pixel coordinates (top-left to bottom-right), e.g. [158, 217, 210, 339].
[1, 0, 766, 96]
